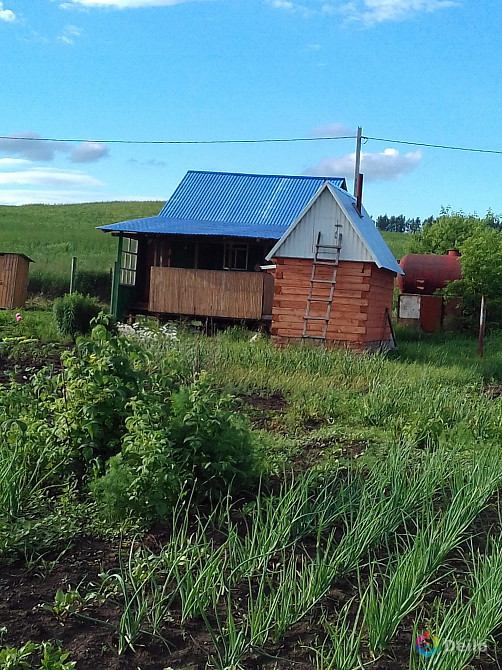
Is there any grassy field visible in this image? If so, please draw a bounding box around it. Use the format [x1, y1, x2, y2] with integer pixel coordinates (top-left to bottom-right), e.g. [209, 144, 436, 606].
[0, 201, 163, 296]
[1, 316, 502, 669]
[0, 201, 410, 298]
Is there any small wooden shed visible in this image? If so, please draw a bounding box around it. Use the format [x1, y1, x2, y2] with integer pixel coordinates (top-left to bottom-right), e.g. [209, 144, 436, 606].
[0, 253, 33, 309]
[266, 183, 403, 351]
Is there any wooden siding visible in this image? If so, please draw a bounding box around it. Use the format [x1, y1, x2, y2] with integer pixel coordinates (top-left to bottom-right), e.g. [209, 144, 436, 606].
[149, 267, 269, 319]
[270, 187, 374, 263]
[270, 257, 395, 350]
[0, 255, 30, 309]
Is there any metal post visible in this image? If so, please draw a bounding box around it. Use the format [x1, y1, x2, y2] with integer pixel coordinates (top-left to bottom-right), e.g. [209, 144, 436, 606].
[110, 235, 123, 319]
[354, 126, 362, 197]
[478, 295, 486, 357]
[69, 256, 77, 293]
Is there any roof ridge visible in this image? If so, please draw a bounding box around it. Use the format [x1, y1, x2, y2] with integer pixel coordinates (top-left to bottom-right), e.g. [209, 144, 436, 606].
[186, 169, 346, 182]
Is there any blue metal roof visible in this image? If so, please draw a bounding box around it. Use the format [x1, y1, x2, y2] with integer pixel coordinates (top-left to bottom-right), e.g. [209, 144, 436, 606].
[98, 217, 289, 239]
[99, 170, 347, 238]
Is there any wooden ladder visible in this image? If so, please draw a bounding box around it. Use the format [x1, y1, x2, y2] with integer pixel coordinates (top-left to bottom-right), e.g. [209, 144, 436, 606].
[302, 229, 342, 342]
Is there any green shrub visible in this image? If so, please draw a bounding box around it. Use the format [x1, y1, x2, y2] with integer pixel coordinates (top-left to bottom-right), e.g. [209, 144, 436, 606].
[53, 293, 101, 337]
[91, 372, 258, 521]
[29, 270, 111, 301]
[54, 322, 151, 464]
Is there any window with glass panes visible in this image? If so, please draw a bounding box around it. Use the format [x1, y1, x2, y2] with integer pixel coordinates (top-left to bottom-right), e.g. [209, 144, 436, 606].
[120, 237, 138, 285]
[223, 243, 249, 270]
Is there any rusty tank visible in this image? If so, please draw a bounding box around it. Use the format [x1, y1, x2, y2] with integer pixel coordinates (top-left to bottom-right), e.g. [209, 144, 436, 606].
[397, 250, 462, 295]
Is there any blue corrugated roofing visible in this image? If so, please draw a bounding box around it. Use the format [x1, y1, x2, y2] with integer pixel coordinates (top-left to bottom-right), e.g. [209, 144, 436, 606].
[98, 217, 289, 239]
[98, 170, 347, 237]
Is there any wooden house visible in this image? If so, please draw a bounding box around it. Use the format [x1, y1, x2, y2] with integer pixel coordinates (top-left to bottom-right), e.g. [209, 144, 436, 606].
[266, 182, 403, 351]
[99, 171, 347, 321]
[0, 253, 33, 309]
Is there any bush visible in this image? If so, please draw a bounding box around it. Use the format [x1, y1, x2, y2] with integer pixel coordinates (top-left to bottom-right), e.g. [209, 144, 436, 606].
[91, 372, 258, 521]
[53, 293, 101, 337]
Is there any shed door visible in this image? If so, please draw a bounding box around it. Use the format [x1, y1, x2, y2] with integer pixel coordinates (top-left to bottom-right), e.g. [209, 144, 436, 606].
[0, 255, 17, 309]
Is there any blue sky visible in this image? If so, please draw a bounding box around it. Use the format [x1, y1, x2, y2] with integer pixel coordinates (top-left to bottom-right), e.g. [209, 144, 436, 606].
[0, 0, 500, 219]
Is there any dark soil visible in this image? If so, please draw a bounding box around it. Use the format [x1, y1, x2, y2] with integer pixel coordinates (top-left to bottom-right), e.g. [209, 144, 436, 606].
[237, 391, 289, 431]
[2, 525, 502, 670]
[0, 348, 63, 384]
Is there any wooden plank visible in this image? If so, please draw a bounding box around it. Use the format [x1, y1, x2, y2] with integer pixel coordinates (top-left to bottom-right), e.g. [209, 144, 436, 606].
[149, 267, 265, 319]
[12, 256, 29, 308]
[275, 296, 369, 308]
[0, 255, 18, 309]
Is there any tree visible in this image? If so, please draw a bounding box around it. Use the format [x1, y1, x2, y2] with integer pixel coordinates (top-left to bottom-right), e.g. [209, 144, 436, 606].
[376, 214, 390, 231]
[410, 212, 483, 255]
[457, 227, 502, 297]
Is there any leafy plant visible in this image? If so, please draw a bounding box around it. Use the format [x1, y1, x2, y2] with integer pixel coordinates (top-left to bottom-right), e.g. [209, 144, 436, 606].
[52, 293, 101, 338]
[0, 641, 75, 670]
[92, 371, 258, 521]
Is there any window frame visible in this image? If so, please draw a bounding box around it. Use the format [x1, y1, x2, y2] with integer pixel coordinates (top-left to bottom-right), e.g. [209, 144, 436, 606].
[120, 236, 138, 286]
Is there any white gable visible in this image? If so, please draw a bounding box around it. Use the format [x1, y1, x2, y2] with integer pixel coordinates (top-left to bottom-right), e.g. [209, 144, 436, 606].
[266, 183, 403, 274]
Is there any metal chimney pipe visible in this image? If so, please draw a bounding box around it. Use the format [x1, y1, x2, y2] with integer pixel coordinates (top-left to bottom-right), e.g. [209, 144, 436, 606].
[355, 173, 363, 216]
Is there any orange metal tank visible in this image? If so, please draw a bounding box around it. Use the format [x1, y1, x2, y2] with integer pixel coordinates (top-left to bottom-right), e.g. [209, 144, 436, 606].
[397, 250, 461, 295]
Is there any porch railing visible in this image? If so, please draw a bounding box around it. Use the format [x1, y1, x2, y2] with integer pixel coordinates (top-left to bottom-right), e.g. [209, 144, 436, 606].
[149, 267, 273, 319]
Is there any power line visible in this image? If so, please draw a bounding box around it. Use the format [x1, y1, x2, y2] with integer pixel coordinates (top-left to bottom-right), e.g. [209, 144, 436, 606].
[363, 136, 502, 156]
[1, 133, 502, 155]
[0, 134, 356, 145]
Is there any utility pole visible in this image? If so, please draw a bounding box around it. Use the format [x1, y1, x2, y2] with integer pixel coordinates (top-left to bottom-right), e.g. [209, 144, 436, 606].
[353, 126, 362, 197]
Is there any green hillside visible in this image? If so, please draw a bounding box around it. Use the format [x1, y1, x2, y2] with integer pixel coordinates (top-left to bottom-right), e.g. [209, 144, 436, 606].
[381, 231, 411, 260]
[0, 201, 163, 278]
[0, 202, 410, 297]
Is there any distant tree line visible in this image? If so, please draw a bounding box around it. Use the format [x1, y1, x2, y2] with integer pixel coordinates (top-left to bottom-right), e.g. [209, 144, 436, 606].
[375, 214, 430, 233]
[376, 207, 502, 234]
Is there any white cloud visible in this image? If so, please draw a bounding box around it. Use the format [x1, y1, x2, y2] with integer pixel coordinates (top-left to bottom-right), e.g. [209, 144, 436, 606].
[58, 24, 83, 44]
[0, 158, 31, 168]
[0, 132, 70, 161]
[60, 0, 204, 8]
[128, 158, 168, 167]
[0, 2, 15, 22]
[71, 141, 109, 162]
[269, 0, 294, 8]
[264, 0, 311, 15]
[306, 147, 421, 181]
[342, 0, 459, 24]
[308, 122, 353, 137]
[0, 131, 109, 164]
[0, 166, 104, 188]
[265, 0, 459, 22]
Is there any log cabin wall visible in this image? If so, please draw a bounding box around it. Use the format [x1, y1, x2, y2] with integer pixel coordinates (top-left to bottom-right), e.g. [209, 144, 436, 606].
[363, 265, 395, 349]
[269, 257, 394, 350]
